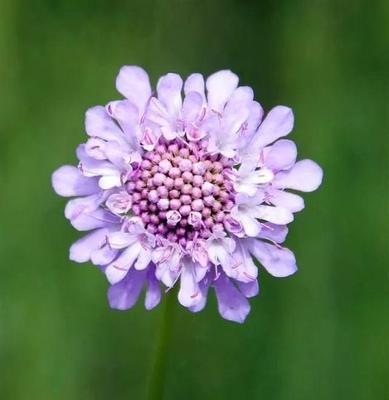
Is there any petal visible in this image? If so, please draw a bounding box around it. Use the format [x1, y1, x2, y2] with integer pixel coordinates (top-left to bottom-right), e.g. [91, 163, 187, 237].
[235, 188, 266, 207]
[106, 100, 140, 149]
[155, 263, 180, 288]
[188, 211, 202, 227]
[98, 174, 122, 190]
[236, 156, 258, 176]
[82, 161, 120, 182]
[257, 205, 294, 224]
[206, 70, 239, 112]
[263, 139, 297, 171]
[188, 278, 210, 313]
[237, 213, 261, 237]
[237, 101, 264, 151]
[140, 126, 161, 151]
[231, 193, 265, 234]
[91, 245, 119, 266]
[184, 73, 205, 100]
[207, 132, 237, 158]
[107, 268, 147, 310]
[134, 248, 152, 270]
[224, 86, 254, 115]
[145, 267, 161, 310]
[245, 101, 264, 134]
[146, 97, 171, 126]
[191, 242, 209, 268]
[106, 192, 132, 215]
[64, 193, 105, 221]
[182, 91, 203, 123]
[269, 189, 305, 213]
[178, 261, 202, 308]
[107, 231, 136, 249]
[85, 106, 123, 142]
[257, 223, 288, 244]
[222, 102, 250, 135]
[249, 240, 297, 277]
[234, 166, 273, 196]
[96, 140, 131, 169]
[214, 274, 250, 323]
[52, 166, 99, 197]
[237, 279, 259, 298]
[116, 65, 152, 111]
[166, 210, 181, 226]
[222, 242, 258, 283]
[78, 146, 122, 177]
[70, 209, 120, 231]
[69, 228, 108, 263]
[84, 138, 107, 160]
[207, 239, 236, 267]
[105, 242, 142, 284]
[254, 106, 294, 148]
[156, 73, 183, 116]
[224, 216, 244, 237]
[273, 159, 323, 192]
[233, 181, 258, 197]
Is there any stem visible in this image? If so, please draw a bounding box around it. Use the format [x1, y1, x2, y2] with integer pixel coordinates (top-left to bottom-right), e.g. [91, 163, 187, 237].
[147, 289, 175, 400]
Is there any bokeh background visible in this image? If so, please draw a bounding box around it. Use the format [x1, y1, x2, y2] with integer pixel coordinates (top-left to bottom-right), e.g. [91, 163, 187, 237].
[0, 0, 388, 399]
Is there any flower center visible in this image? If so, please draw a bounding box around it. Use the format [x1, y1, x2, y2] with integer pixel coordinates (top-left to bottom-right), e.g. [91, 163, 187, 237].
[126, 139, 235, 247]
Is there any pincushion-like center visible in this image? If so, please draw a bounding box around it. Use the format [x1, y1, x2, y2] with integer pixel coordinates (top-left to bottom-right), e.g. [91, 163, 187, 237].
[126, 139, 235, 247]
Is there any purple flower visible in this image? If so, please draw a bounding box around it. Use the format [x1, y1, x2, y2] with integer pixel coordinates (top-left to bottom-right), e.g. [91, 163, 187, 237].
[52, 66, 323, 323]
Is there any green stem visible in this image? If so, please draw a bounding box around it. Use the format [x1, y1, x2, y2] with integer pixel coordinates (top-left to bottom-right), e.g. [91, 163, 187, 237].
[147, 289, 175, 400]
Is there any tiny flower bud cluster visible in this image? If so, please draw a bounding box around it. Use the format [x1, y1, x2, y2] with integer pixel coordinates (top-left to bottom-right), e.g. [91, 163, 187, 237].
[125, 138, 235, 247]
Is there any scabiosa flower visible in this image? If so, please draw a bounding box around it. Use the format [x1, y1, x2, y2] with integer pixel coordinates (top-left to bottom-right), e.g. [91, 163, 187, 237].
[52, 66, 323, 323]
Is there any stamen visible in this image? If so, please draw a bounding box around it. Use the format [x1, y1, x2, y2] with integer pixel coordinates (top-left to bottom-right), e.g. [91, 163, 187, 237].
[243, 271, 256, 280]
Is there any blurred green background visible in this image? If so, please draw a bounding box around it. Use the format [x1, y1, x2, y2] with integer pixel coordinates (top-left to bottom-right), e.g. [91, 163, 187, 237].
[0, 0, 388, 399]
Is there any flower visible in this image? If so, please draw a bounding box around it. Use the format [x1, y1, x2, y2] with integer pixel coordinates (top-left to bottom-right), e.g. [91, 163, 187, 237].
[52, 66, 323, 323]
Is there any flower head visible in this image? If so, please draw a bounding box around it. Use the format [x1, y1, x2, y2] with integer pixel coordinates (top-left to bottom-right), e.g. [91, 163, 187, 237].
[52, 66, 323, 323]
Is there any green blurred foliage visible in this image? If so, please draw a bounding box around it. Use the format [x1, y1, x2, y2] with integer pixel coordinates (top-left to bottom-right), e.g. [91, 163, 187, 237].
[0, 0, 388, 399]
